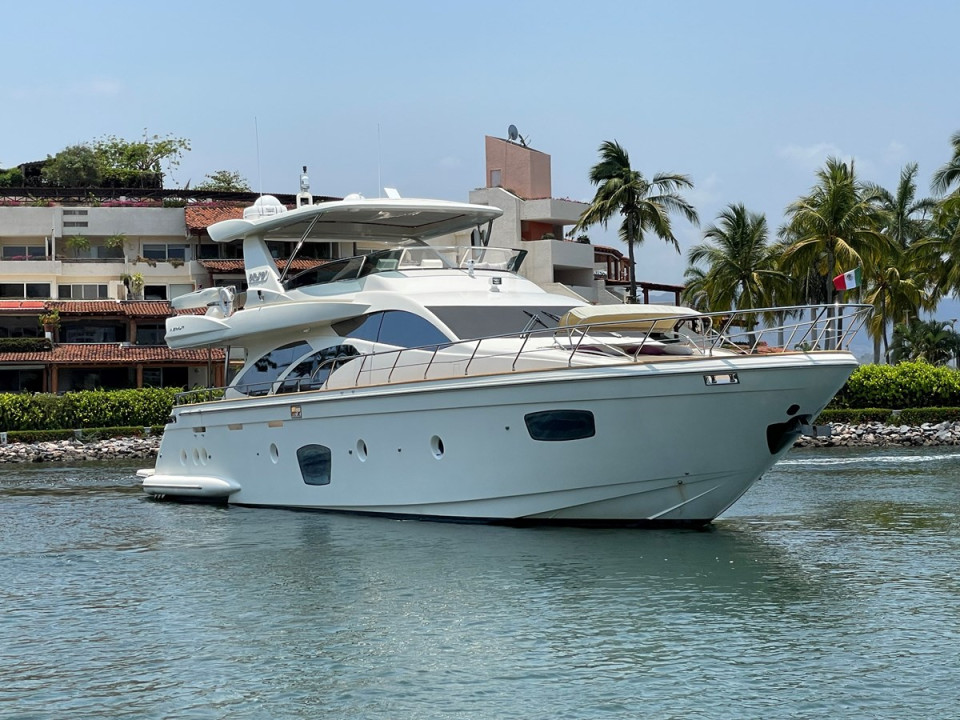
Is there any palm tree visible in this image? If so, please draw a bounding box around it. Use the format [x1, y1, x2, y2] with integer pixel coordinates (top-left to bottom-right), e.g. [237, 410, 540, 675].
[862, 163, 937, 361]
[575, 140, 699, 303]
[684, 203, 785, 309]
[890, 318, 960, 365]
[780, 158, 892, 348]
[931, 130, 960, 196]
[780, 157, 891, 304]
[683, 204, 787, 346]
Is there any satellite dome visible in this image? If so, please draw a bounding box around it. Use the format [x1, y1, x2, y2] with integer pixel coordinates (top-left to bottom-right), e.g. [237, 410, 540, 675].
[243, 195, 287, 219]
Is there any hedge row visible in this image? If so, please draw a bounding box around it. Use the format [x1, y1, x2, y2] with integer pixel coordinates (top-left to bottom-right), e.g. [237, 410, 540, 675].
[0, 388, 179, 432]
[4, 426, 166, 443]
[830, 361, 960, 409]
[816, 407, 960, 425]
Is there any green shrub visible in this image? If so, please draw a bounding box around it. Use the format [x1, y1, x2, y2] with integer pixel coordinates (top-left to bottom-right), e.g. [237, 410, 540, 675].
[0, 337, 53, 352]
[6, 429, 77, 443]
[897, 407, 960, 425]
[816, 408, 895, 424]
[0, 388, 180, 432]
[830, 361, 960, 409]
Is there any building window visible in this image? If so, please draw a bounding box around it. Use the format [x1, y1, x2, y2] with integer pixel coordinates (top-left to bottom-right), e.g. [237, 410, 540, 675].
[297, 444, 332, 486]
[63, 221, 89, 228]
[143, 243, 189, 261]
[0, 283, 50, 299]
[142, 366, 188, 388]
[58, 284, 109, 300]
[524, 410, 596, 442]
[0, 369, 43, 393]
[62, 209, 89, 215]
[490, 169, 502, 187]
[136, 323, 166, 346]
[169, 283, 194, 300]
[2, 245, 46, 260]
[61, 322, 125, 343]
[144, 285, 167, 301]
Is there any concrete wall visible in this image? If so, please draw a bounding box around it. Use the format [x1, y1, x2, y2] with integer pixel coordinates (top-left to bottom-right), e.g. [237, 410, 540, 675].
[484, 136, 551, 199]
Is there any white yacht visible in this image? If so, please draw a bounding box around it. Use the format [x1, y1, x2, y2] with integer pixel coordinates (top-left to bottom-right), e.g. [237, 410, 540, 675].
[139, 193, 869, 527]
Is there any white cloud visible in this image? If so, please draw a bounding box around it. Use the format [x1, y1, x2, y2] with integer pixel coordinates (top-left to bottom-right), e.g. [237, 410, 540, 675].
[777, 142, 846, 171]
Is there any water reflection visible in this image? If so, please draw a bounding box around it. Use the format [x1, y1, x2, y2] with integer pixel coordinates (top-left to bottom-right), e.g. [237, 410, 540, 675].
[2, 451, 960, 718]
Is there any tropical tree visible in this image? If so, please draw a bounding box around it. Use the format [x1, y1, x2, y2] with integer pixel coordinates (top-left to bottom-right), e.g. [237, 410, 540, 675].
[93, 132, 190, 187]
[890, 318, 960, 365]
[921, 131, 960, 298]
[931, 130, 960, 196]
[196, 170, 251, 192]
[41, 144, 102, 187]
[575, 140, 698, 303]
[861, 163, 937, 361]
[780, 157, 891, 304]
[684, 203, 784, 311]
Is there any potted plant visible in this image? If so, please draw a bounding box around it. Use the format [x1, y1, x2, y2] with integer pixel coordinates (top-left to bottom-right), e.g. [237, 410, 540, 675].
[65, 234, 90, 258]
[130, 272, 145, 300]
[38, 309, 60, 332]
[105, 233, 127, 255]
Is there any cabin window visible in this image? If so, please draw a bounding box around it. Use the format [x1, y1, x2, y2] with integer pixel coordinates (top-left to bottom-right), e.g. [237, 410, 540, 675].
[278, 345, 360, 393]
[235, 340, 311, 396]
[333, 311, 450, 348]
[298, 444, 332, 486]
[524, 410, 596, 442]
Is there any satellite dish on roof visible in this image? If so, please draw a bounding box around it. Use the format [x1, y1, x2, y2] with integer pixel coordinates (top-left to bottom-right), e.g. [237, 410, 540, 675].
[508, 124, 519, 142]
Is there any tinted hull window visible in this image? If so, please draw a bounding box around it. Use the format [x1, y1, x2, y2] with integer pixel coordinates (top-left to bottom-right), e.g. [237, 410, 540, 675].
[524, 410, 596, 442]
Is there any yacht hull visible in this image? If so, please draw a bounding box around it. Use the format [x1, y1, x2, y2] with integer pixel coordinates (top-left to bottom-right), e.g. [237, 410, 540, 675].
[145, 351, 855, 525]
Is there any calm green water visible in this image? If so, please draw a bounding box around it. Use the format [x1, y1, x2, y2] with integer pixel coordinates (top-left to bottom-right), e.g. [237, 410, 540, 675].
[1, 448, 959, 719]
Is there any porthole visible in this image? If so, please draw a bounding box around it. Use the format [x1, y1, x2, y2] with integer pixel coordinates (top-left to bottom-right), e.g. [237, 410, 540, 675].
[269, 443, 280, 463]
[430, 435, 445, 459]
[199, 447, 208, 466]
[179, 449, 188, 466]
[356, 439, 368, 462]
[192, 448, 200, 465]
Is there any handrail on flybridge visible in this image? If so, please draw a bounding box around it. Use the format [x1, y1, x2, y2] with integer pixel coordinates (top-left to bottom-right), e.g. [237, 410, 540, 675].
[173, 304, 873, 406]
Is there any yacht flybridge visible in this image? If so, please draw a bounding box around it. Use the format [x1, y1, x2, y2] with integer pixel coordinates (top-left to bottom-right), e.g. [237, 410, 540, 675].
[139, 192, 870, 526]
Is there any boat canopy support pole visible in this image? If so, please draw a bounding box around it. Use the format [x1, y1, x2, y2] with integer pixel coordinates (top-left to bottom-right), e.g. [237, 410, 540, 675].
[279, 214, 322, 283]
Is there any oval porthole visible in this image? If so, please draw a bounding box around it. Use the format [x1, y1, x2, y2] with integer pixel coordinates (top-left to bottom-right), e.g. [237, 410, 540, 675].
[199, 447, 208, 466]
[192, 448, 200, 465]
[430, 435, 444, 459]
[269, 443, 280, 463]
[179, 449, 188, 466]
[356, 439, 368, 462]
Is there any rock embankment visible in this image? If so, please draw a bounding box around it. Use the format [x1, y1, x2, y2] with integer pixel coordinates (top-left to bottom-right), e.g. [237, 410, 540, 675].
[0, 436, 161, 463]
[796, 421, 960, 448]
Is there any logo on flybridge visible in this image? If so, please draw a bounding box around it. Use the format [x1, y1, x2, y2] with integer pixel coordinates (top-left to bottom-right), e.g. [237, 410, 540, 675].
[247, 270, 270, 286]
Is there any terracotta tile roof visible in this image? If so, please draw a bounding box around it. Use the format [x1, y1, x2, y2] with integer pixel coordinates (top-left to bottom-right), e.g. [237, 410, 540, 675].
[200, 258, 328, 273]
[47, 300, 175, 317]
[0, 344, 225, 364]
[185, 204, 248, 232]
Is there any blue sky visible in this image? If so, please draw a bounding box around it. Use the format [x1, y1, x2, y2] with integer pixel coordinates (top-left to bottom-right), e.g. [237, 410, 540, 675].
[2, 0, 958, 290]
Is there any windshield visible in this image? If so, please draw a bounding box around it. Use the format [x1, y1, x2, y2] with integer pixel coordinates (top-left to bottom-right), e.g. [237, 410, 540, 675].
[427, 306, 576, 340]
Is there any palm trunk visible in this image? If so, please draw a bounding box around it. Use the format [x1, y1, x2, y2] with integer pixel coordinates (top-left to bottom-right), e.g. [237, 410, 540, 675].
[626, 215, 638, 304]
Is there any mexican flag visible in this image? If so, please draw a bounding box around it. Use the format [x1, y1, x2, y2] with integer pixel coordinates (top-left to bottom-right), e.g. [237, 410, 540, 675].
[833, 267, 862, 291]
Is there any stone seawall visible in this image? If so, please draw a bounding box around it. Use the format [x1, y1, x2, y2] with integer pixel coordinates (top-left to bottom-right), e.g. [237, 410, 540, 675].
[0, 437, 161, 463]
[795, 421, 960, 448]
